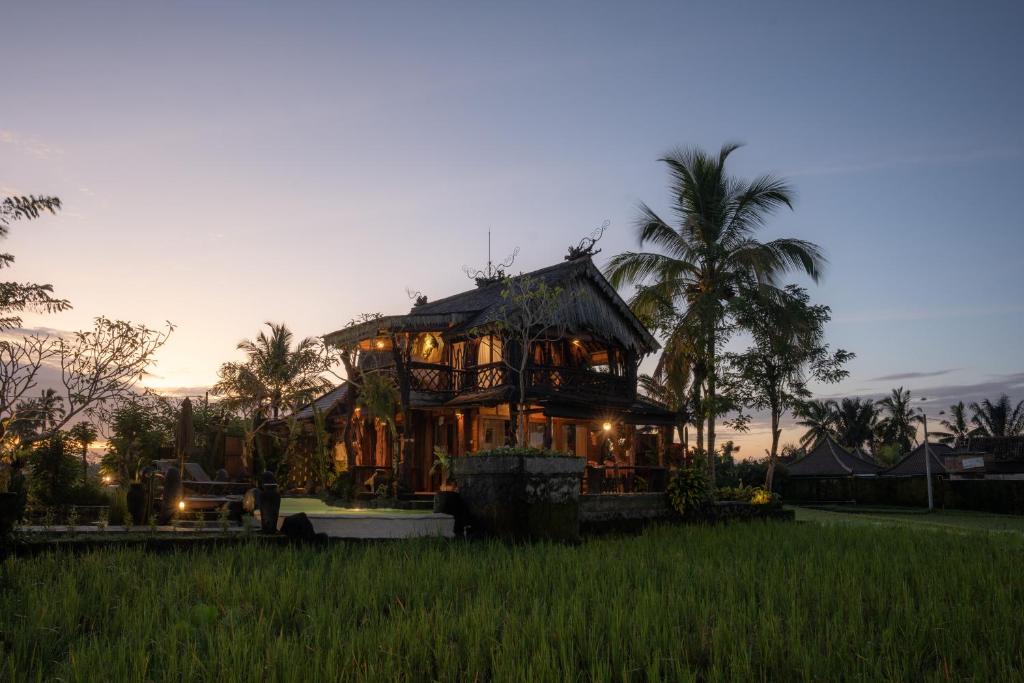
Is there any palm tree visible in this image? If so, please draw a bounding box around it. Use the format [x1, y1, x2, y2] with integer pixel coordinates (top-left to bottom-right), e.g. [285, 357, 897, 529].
[969, 395, 1024, 438]
[936, 401, 974, 447]
[638, 365, 693, 454]
[875, 387, 920, 454]
[833, 397, 877, 451]
[214, 322, 331, 420]
[68, 421, 98, 483]
[11, 388, 65, 438]
[606, 143, 825, 479]
[794, 399, 836, 450]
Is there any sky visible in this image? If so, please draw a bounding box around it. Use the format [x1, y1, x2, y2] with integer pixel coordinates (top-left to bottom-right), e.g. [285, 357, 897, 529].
[2, 1, 1023, 458]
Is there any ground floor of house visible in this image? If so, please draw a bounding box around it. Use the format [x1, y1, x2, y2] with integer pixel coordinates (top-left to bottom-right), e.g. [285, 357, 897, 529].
[338, 401, 675, 494]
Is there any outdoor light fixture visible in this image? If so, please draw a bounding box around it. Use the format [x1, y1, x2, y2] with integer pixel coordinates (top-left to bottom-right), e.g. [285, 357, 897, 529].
[177, 500, 186, 512]
[375, 340, 385, 349]
[101, 475, 112, 485]
[602, 422, 612, 432]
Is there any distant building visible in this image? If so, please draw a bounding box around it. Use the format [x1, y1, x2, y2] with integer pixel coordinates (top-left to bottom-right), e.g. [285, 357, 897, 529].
[786, 436, 882, 478]
[881, 442, 954, 477]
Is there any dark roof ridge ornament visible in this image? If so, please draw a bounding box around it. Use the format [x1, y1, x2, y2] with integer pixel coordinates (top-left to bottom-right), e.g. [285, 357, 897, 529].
[462, 229, 519, 287]
[565, 220, 608, 261]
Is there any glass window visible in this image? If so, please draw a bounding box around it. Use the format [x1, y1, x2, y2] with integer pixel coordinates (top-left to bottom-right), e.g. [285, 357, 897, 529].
[477, 335, 503, 365]
[529, 422, 546, 448]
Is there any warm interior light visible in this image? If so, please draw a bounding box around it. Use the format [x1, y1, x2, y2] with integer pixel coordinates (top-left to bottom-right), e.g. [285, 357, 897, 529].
[375, 340, 385, 349]
[602, 422, 612, 432]
[177, 500, 186, 511]
[571, 339, 581, 346]
[455, 411, 463, 419]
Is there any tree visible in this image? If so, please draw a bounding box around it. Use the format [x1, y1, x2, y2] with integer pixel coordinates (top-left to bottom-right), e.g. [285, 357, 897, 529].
[794, 399, 837, 450]
[214, 323, 331, 421]
[833, 397, 877, 451]
[638, 369, 692, 454]
[8, 389, 66, 441]
[726, 285, 851, 489]
[875, 387, 920, 455]
[969, 395, 1024, 438]
[28, 434, 80, 506]
[0, 317, 173, 447]
[100, 400, 171, 483]
[68, 422, 98, 483]
[480, 275, 568, 445]
[0, 195, 71, 329]
[936, 401, 974, 447]
[606, 143, 825, 481]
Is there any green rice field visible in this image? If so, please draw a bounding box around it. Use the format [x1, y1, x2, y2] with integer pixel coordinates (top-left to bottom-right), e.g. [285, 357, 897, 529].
[2, 520, 1023, 681]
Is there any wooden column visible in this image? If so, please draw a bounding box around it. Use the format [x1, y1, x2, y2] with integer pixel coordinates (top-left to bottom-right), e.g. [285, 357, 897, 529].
[625, 423, 636, 465]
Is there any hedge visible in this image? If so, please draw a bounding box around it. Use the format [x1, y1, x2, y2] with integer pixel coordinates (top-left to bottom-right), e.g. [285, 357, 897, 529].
[782, 476, 1024, 515]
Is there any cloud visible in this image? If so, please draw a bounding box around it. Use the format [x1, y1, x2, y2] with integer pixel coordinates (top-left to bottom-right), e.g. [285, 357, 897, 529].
[0, 128, 62, 159]
[869, 369, 959, 381]
[141, 385, 214, 398]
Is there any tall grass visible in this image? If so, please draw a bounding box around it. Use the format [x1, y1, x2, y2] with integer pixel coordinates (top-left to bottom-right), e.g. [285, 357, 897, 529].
[2, 522, 1022, 681]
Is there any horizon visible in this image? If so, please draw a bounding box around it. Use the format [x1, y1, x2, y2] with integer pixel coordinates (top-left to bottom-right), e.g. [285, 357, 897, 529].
[3, 1, 1023, 458]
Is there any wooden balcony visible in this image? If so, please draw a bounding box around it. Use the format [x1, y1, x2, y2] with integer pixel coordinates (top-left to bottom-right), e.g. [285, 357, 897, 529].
[365, 362, 630, 400]
[524, 366, 631, 400]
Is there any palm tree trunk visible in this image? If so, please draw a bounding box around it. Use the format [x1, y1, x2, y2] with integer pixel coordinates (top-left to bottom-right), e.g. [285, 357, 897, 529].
[766, 407, 781, 491]
[705, 330, 717, 484]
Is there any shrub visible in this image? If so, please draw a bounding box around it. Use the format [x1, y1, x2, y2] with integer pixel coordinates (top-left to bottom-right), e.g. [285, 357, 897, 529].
[716, 485, 781, 507]
[327, 471, 360, 502]
[667, 465, 712, 518]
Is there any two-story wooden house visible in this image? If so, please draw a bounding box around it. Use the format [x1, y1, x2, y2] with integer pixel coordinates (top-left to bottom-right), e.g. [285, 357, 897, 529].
[315, 255, 675, 493]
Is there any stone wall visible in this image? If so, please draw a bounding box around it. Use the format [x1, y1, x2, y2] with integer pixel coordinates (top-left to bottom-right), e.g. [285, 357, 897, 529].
[579, 493, 671, 523]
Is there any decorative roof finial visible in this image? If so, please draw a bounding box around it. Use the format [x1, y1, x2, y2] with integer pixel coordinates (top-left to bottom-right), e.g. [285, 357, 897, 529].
[565, 220, 608, 260]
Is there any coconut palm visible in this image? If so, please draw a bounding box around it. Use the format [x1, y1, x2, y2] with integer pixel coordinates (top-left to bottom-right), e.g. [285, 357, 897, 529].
[606, 143, 825, 479]
[10, 388, 65, 438]
[794, 399, 836, 450]
[638, 365, 693, 454]
[875, 387, 920, 454]
[68, 421, 98, 482]
[969, 395, 1024, 438]
[833, 397, 877, 451]
[936, 401, 974, 447]
[214, 322, 331, 420]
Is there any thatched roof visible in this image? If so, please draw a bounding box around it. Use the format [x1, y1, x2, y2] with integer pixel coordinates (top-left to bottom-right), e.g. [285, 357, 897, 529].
[883, 442, 954, 477]
[324, 257, 659, 354]
[290, 383, 351, 421]
[787, 436, 882, 477]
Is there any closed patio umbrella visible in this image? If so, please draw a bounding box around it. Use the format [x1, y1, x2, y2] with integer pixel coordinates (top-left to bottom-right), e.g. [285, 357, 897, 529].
[176, 396, 195, 475]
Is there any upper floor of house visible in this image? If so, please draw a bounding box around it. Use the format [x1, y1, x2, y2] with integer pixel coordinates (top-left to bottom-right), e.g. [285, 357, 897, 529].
[323, 256, 660, 405]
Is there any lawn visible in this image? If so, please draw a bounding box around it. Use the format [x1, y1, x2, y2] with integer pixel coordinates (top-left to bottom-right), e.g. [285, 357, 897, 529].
[278, 497, 430, 516]
[791, 504, 1024, 534]
[3, 521, 1023, 681]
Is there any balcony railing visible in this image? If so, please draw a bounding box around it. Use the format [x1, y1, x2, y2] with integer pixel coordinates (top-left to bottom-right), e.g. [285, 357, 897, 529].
[365, 362, 629, 399]
[524, 366, 631, 399]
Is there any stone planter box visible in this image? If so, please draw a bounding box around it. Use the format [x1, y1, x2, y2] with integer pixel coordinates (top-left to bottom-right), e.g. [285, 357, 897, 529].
[450, 455, 585, 541]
